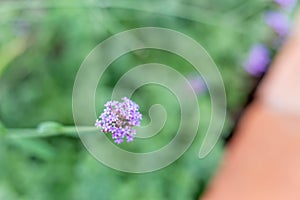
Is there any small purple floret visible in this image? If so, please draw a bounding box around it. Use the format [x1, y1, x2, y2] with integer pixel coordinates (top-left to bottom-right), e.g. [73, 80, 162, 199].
[244, 44, 270, 76]
[264, 11, 290, 37]
[95, 97, 142, 144]
[187, 74, 206, 95]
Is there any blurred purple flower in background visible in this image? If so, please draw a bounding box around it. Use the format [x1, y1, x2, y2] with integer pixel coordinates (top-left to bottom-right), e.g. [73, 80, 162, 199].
[244, 44, 270, 76]
[187, 74, 206, 95]
[264, 11, 290, 36]
[274, 0, 297, 9]
[95, 97, 142, 144]
[12, 19, 31, 37]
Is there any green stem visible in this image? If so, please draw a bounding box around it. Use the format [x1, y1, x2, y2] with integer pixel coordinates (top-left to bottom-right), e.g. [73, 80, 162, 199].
[2, 126, 97, 139]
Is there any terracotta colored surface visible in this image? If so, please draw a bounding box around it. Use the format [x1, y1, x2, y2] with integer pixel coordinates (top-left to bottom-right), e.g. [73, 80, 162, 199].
[201, 13, 300, 200]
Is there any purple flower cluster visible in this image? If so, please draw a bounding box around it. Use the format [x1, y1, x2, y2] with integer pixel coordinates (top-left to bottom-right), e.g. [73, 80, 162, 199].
[244, 44, 270, 76]
[95, 97, 142, 144]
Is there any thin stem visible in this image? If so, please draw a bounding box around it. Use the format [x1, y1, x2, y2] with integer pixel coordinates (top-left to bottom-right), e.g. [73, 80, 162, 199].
[2, 126, 97, 139]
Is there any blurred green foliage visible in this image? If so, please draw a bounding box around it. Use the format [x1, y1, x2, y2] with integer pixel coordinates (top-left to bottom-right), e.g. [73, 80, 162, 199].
[0, 0, 271, 199]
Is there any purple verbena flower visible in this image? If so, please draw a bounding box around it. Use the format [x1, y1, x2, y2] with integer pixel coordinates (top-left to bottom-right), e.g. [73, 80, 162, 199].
[114, 137, 123, 144]
[264, 11, 290, 37]
[95, 97, 142, 144]
[274, 0, 297, 9]
[187, 74, 206, 95]
[244, 44, 270, 76]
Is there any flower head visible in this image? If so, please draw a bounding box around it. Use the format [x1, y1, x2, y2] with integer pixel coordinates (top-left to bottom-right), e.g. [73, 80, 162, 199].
[95, 97, 142, 144]
[244, 44, 270, 76]
[264, 11, 290, 37]
[274, 0, 297, 9]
